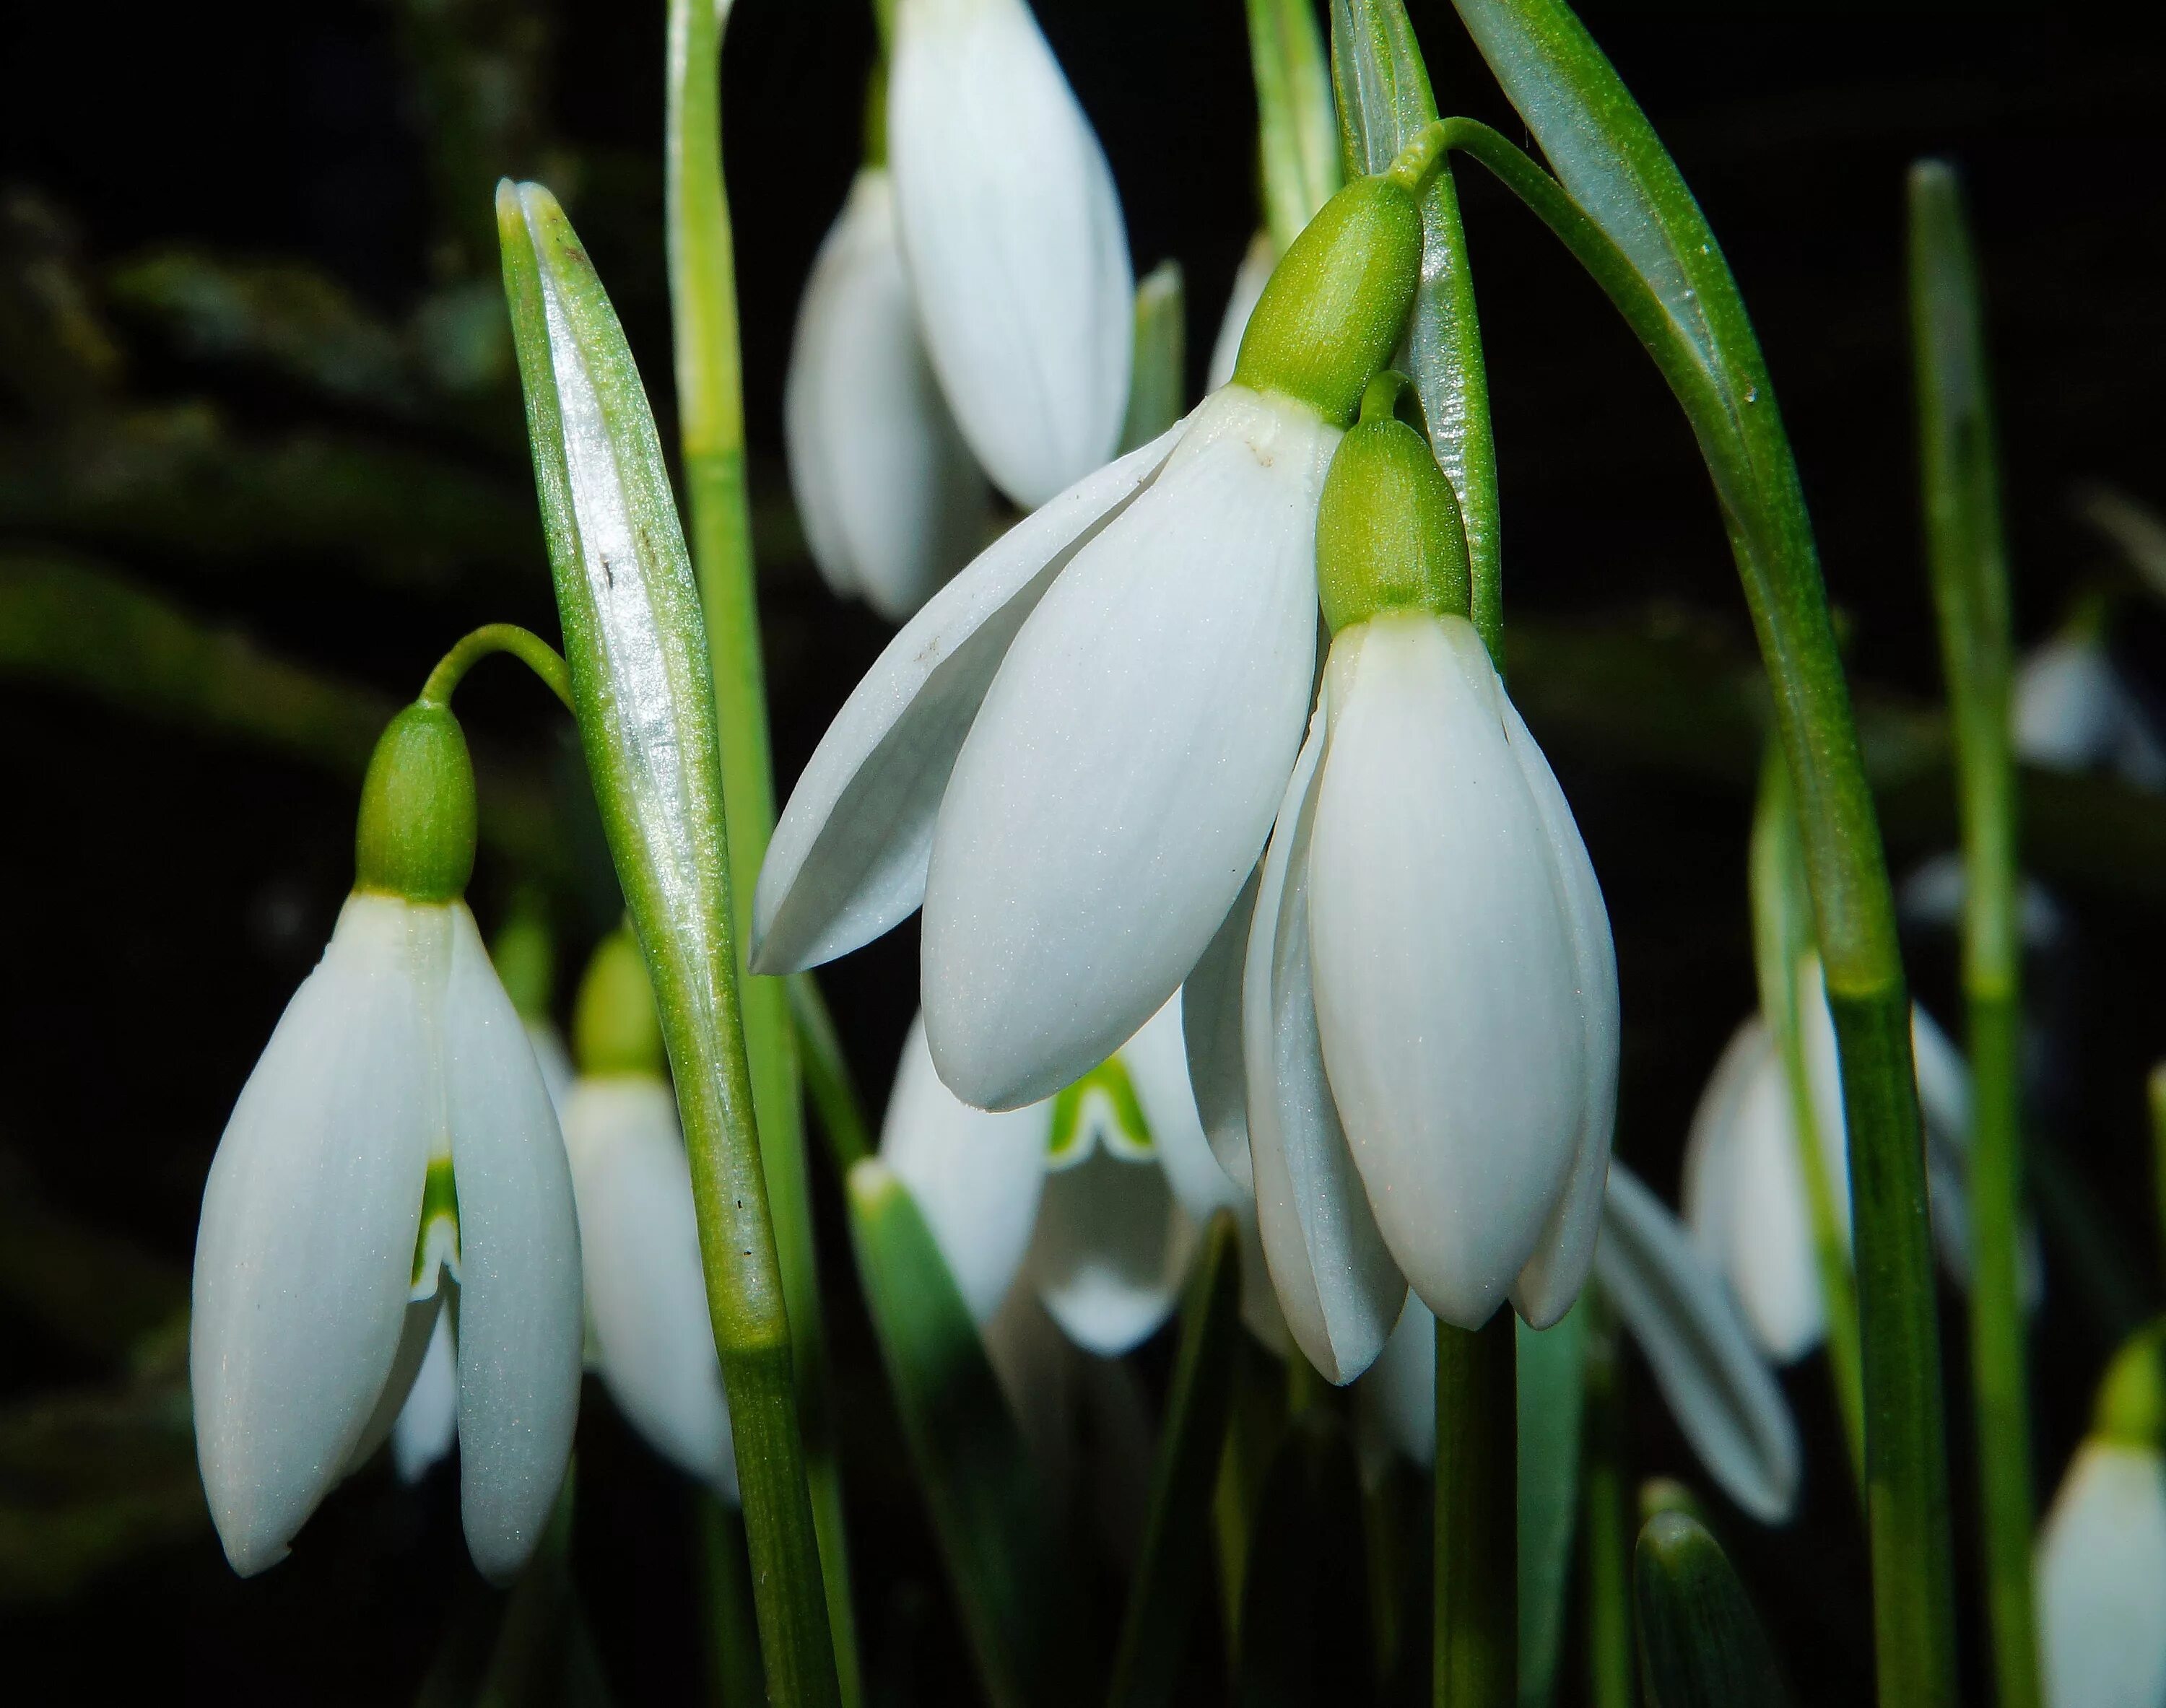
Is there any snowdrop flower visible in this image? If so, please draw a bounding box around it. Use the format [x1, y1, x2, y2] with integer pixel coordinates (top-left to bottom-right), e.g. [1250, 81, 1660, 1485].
[191, 702, 583, 1580]
[2015, 618, 2166, 789]
[786, 166, 988, 621]
[557, 931, 737, 1499]
[887, 0, 1131, 507]
[754, 147, 1440, 1114]
[1367, 1163, 1800, 1525]
[1682, 958, 2001, 1363]
[2037, 1323, 2166, 1708]
[1206, 232, 1275, 393]
[1197, 378, 1617, 1382]
[882, 993, 1274, 1358]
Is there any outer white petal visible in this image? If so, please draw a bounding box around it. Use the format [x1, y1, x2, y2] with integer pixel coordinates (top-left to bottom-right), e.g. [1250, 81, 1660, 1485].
[443, 905, 585, 1582]
[879, 1013, 1048, 1325]
[1498, 687, 1621, 1328]
[785, 167, 988, 622]
[391, 1303, 459, 1483]
[1243, 698, 1407, 1383]
[1709, 1024, 1827, 1363]
[1679, 1016, 1770, 1273]
[1181, 868, 1259, 1193]
[1367, 1296, 1438, 1466]
[1596, 1164, 1801, 1525]
[1027, 1141, 1191, 1356]
[1120, 992, 1240, 1226]
[561, 1076, 737, 1500]
[923, 385, 1336, 1109]
[1897, 851, 2067, 949]
[2037, 1441, 2166, 1708]
[889, 0, 1134, 506]
[1308, 615, 1584, 1328]
[191, 892, 444, 1577]
[752, 422, 1184, 975]
[2016, 637, 2137, 775]
[1206, 231, 1275, 393]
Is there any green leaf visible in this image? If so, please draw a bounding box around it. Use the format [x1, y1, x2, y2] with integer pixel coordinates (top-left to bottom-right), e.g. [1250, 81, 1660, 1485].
[1234, 1411, 1374, 1708]
[844, 1159, 1078, 1708]
[1107, 1212, 1244, 1708]
[1245, 0, 1341, 256]
[1633, 1511, 1791, 1708]
[789, 972, 872, 1171]
[1518, 1304, 1588, 1708]
[1119, 260, 1187, 455]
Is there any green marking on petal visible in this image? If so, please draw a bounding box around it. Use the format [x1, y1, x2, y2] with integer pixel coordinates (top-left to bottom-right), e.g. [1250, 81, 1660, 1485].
[1046, 1055, 1154, 1170]
[412, 1153, 462, 1296]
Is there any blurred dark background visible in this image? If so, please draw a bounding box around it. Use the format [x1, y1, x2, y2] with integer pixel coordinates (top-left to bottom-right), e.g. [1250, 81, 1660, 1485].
[1, 0, 2165, 1702]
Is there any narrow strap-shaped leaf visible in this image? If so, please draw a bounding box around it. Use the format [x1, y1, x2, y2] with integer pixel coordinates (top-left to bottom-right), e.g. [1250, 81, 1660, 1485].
[1120, 260, 1188, 455]
[1517, 1304, 1588, 1708]
[1235, 1411, 1375, 1707]
[1245, 0, 1341, 256]
[1107, 1212, 1244, 1708]
[1329, 0, 1502, 660]
[1633, 1512, 1792, 1708]
[845, 1159, 1079, 1708]
[790, 972, 872, 1172]
[497, 180, 838, 1708]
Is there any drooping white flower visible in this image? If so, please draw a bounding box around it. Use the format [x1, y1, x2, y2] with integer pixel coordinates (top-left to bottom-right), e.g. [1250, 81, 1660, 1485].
[191, 891, 583, 1581]
[1680, 962, 2018, 1363]
[1365, 1162, 1800, 1525]
[2015, 629, 2166, 789]
[1206, 232, 1276, 393]
[786, 166, 989, 621]
[881, 993, 1276, 1358]
[887, 0, 1133, 507]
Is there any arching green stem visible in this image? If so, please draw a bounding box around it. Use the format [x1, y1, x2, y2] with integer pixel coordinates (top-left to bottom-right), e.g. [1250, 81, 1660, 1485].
[418, 622, 573, 713]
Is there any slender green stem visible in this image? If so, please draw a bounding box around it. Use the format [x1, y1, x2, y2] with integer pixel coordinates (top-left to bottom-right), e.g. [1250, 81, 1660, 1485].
[1751, 742, 1866, 1489]
[1438, 111, 1954, 1708]
[1582, 1297, 1633, 1708]
[1909, 157, 2039, 1708]
[666, 4, 859, 1699]
[418, 622, 574, 712]
[1435, 1312, 1516, 1707]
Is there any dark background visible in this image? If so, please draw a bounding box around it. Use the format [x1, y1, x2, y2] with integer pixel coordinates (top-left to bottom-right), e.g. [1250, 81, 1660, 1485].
[2, 0, 2164, 1702]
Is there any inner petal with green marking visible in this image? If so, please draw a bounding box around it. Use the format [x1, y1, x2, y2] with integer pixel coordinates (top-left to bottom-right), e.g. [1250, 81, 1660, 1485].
[411, 1152, 462, 1298]
[1045, 1055, 1155, 1169]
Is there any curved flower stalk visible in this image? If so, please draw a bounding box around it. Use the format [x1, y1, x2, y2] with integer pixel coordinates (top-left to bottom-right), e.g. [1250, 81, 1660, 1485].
[754, 141, 1443, 1115]
[887, 0, 1133, 507]
[2037, 1323, 2166, 1708]
[1682, 959, 2035, 1364]
[1193, 379, 1617, 1381]
[879, 992, 1274, 1361]
[2014, 618, 2166, 790]
[1367, 1163, 1801, 1525]
[191, 695, 583, 1582]
[785, 167, 989, 622]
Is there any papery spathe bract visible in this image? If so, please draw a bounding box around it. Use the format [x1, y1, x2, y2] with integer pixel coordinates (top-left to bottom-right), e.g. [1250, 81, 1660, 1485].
[786, 167, 988, 622]
[887, 0, 1133, 507]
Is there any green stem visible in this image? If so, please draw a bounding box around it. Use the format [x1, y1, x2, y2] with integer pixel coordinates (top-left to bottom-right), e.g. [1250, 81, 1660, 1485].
[418, 622, 574, 712]
[666, 4, 860, 1699]
[1435, 1312, 1516, 1707]
[1582, 1297, 1633, 1708]
[699, 1492, 767, 1707]
[1909, 157, 2039, 1708]
[1440, 113, 1955, 1708]
[1751, 741, 1867, 1490]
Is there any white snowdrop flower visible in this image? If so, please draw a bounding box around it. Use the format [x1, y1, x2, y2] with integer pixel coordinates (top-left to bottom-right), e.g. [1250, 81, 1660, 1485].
[887, 0, 1132, 507]
[1681, 958, 2017, 1363]
[2037, 1326, 2166, 1708]
[1206, 231, 1276, 393]
[1365, 1163, 1800, 1524]
[1210, 385, 1617, 1380]
[754, 160, 1436, 1115]
[881, 993, 1271, 1358]
[558, 931, 738, 1498]
[786, 166, 989, 622]
[2015, 627, 2166, 789]
[191, 704, 583, 1582]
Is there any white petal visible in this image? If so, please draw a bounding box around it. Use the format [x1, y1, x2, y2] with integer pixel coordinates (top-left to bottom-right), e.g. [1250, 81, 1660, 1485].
[1679, 1017, 1771, 1276]
[1119, 992, 1241, 1226]
[2037, 1441, 2166, 1708]
[561, 1076, 738, 1500]
[1899, 852, 2068, 949]
[2017, 636, 2134, 774]
[392, 1304, 460, 1483]
[923, 385, 1336, 1109]
[1243, 698, 1406, 1383]
[1367, 1296, 1438, 1466]
[1596, 1164, 1801, 1524]
[1206, 231, 1276, 393]
[1307, 615, 1585, 1328]
[1181, 868, 1259, 1193]
[879, 1013, 1048, 1325]
[752, 422, 1184, 975]
[1027, 1141, 1192, 1356]
[443, 904, 585, 1582]
[785, 167, 989, 622]
[190, 892, 445, 1577]
[525, 1020, 574, 1119]
[1498, 686, 1620, 1328]
[889, 0, 1133, 505]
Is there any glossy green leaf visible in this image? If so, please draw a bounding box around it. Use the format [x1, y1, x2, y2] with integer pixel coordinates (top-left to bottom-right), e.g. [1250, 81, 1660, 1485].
[1518, 1303, 1588, 1708]
[1245, 0, 1341, 256]
[1634, 1512, 1791, 1708]
[845, 1159, 1078, 1708]
[791, 973, 872, 1172]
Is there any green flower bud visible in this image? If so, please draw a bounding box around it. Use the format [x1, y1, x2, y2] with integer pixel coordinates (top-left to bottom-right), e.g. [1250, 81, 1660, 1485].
[2094, 1319, 2166, 1450]
[573, 928, 666, 1079]
[354, 703, 477, 903]
[1232, 173, 1422, 427]
[1315, 374, 1471, 632]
